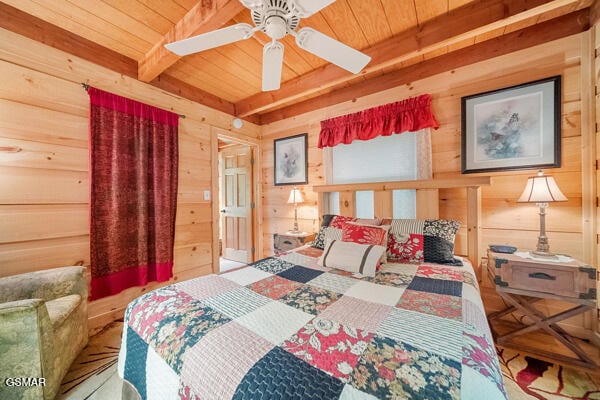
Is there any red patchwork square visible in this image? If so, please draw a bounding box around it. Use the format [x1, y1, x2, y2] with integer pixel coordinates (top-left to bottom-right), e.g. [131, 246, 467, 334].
[416, 265, 463, 281]
[247, 275, 301, 300]
[282, 319, 373, 380]
[396, 290, 462, 320]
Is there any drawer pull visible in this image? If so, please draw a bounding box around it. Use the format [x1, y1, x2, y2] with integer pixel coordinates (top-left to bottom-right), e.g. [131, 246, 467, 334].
[283, 240, 293, 245]
[528, 272, 556, 280]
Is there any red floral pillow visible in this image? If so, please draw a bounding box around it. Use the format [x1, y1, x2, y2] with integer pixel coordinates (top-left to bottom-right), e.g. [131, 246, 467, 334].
[329, 215, 357, 229]
[381, 218, 462, 265]
[342, 223, 389, 269]
[388, 232, 424, 263]
[341, 223, 387, 246]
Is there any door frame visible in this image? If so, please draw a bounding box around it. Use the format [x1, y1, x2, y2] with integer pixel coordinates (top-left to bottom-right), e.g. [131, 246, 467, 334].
[211, 127, 262, 273]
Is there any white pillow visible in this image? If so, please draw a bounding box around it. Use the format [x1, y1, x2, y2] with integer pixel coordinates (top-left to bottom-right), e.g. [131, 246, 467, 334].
[344, 222, 391, 263]
[318, 240, 385, 277]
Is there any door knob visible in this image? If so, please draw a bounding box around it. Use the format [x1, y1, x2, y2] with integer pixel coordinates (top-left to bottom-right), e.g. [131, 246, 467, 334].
[220, 209, 226, 213]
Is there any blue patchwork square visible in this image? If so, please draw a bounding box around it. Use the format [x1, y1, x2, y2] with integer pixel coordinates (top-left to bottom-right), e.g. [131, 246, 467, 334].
[277, 266, 324, 283]
[250, 257, 295, 274]
[232, 346, 344, 399]
[124, 327, 148, 400]
[407, 276, 462, 297]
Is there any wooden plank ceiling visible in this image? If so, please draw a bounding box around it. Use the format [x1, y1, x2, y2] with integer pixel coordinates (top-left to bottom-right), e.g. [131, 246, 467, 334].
[0, 0, 593, 124]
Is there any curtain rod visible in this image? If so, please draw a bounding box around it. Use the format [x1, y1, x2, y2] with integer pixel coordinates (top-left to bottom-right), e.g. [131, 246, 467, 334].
[80, 83, 186, 118]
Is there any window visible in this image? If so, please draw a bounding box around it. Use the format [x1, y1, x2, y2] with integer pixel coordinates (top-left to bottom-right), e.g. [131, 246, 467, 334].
[326, 130, 430, 218]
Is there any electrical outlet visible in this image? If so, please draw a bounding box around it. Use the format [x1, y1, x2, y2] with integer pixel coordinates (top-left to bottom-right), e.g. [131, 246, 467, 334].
[203, 190, 211, 201]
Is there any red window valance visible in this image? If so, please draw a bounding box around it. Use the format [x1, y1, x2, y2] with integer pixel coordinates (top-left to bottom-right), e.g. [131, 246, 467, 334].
[318, 94, 439, 148]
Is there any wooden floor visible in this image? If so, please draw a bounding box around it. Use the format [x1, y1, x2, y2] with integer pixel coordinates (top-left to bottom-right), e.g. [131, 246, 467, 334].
[490, 319, 600, 376]
[58, 322, 122, 400]
[219, 257, 246, 272]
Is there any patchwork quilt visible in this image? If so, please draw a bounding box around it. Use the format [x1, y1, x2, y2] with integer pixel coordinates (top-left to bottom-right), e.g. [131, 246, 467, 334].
[118, 246, 507, 400]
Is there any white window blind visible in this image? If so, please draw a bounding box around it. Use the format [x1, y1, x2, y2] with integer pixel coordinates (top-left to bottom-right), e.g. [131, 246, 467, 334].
[332, 133, 417, 183]
[329, 131, 425, 218]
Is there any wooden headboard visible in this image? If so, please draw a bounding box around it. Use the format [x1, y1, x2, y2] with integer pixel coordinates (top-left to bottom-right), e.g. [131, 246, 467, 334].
[312, 176, 491, 278]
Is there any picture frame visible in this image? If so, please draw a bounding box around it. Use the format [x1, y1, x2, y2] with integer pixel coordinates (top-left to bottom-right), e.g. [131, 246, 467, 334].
[274, 133, 308, 186]
[461, 76, 561, 174]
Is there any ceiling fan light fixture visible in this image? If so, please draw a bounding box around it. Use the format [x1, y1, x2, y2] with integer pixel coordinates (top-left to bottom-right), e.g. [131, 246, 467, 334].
[265, 16, 287, 40]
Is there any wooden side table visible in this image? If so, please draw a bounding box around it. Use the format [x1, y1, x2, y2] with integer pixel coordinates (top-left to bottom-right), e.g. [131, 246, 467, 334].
[273, 231, 316, 255]
[487, 250, 597, 369]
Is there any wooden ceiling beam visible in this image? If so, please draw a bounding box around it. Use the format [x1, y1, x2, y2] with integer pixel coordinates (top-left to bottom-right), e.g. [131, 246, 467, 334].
[138, 0, 245, 83]
[0, 2, 138, 77]
[150, 73, 237, 116]
[0, 2, 239, 116]
[259, 9, 589, 124]
[235, 0, 586, 118]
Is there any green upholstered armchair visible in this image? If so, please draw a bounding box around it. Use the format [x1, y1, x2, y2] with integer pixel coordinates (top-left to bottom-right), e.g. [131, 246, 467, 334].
[0, 266, 89, 400]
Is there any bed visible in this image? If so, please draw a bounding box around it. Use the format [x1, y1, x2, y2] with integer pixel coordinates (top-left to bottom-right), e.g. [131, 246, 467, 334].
[117, 177, 507, 399]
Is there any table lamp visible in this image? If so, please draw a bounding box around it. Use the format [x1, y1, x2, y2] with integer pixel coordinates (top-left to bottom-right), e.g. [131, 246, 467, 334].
[287, 187, 304, 233]
[517, 170, 567, 257]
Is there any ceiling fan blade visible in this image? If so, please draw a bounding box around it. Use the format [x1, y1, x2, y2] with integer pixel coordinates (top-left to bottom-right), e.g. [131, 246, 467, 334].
[295, 27, 371, 74]
[262, 41, 284, 91]
[165, 23, 254, 56]
[291, 0, 336, 17]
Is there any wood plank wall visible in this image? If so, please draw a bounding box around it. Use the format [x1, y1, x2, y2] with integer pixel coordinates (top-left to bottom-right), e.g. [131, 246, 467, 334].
[0, 28, 259, 335]
[260, 33, 594, 337]
[593, 20, 600, 346]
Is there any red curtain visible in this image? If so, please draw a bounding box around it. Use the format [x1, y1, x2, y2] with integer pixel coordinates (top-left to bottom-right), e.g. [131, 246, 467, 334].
[88, 87, 178, 300]
[318, 94, 439, 148]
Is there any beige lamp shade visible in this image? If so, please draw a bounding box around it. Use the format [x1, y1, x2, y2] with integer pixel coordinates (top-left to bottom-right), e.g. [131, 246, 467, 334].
[518, 171, 567, 203]
[287, 188, 304, 204]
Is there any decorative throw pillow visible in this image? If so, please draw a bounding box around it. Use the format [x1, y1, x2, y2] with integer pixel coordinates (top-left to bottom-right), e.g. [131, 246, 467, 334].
[342, 223, 390, 265]
[311, 215, 385, 250]
[388, 232, 424, 263]
[329, 215, 357, 229]
[322, 226, 343, 248]
[342, 223, 387, 246]
[311, 214, 338, 250]
[318, 240, 385, 277]
[382, 218, 461, 265]
[355, 218, 382, 226]
[312, 226, 327, 250]
[321, 214, 337, 227]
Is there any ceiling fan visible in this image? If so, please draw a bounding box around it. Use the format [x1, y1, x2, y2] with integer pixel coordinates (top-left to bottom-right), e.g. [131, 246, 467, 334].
[164, 0, 371, 91]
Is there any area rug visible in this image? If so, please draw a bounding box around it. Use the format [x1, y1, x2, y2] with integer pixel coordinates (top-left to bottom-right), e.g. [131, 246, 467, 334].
[58, 320, 122, 399]
[498, 347, 600, 399]
[61, 320, 599, 400]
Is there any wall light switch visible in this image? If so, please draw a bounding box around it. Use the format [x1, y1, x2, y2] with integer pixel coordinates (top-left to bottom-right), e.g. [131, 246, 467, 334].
[203, 190, 211, 201]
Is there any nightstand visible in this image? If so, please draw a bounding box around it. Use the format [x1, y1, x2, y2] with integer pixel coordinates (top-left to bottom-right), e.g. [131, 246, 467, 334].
[273, 231, 316, 254]
[487, 250, 597, 369]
